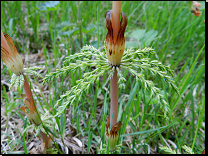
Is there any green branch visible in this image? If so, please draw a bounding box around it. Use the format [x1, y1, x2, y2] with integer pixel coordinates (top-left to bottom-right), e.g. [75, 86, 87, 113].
[43, 45, 179, 117]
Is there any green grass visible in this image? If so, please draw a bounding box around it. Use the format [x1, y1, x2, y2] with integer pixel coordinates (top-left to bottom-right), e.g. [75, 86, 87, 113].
[1, 1, 205, 154]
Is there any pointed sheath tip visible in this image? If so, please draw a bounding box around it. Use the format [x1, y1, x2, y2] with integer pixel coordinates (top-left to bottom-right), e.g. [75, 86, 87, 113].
[105, 118, 122, 151]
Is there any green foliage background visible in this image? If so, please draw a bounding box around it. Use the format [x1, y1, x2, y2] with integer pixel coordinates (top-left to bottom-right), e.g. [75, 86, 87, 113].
[1, 1, 205, 154]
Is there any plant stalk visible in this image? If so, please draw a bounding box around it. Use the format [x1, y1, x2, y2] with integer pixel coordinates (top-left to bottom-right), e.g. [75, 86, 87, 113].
[23, 74, 55, 153]
[112, 1, 121, 43]
[23, 74, 34, 101]
[110, 69, 118, 128]
[77, 1, 82, 48]
[110, 1, 121, 128]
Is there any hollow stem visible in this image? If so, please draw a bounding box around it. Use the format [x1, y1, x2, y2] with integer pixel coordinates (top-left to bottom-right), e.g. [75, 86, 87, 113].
[110, 69, 118, 128]
[112, 1, 121, 43]
[24, 75, 52, 152]
[23, 74, 34, 101]
[110, 1, 121, 128]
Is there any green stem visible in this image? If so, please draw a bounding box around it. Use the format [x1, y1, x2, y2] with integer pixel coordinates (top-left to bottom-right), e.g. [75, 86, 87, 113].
[77, 1, 82, 48]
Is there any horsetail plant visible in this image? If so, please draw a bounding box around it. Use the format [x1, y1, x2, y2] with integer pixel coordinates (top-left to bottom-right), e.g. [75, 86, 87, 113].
[1, 30, 55, 154]
[43, 1, 179, 153]
[1, 30, 43, 91]
[104, 1, 127, 152]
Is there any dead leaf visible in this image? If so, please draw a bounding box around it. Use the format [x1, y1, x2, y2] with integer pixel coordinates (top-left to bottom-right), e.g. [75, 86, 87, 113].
[30, 147, 38, 154]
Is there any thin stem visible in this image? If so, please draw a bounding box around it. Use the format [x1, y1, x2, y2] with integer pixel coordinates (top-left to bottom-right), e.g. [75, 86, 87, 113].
[109, 1, 121, 128]
[23, 75, 56, 152]
[112, 1, 121, 43]
[110, 69, 118, 128]
[23, 74, 41, 123]
[77, 1, 82, 48]
[23, 74, 33, 101]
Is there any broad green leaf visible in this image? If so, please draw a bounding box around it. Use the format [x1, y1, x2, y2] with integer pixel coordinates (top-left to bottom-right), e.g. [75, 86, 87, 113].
[129, 29, 146, 41]
[143, 30, 158, 46]
[125, 41, 139, 49]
